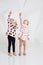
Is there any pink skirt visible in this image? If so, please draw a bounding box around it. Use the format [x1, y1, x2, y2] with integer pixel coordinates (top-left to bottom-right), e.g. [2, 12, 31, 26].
[18, 32, 28, 40]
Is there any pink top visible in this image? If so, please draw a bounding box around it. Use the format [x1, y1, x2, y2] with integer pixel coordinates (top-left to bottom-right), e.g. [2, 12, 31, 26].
[18, 17, 29, 40]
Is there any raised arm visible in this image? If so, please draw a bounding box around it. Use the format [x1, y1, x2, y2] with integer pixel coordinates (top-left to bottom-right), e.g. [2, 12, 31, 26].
[19, 12, 22, 26]
[7, 11, 12, 22]
[6, 11, 12, 36]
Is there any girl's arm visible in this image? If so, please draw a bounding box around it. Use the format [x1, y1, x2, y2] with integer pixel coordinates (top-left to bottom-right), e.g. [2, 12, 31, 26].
[6, 11, 12, 36]
[7, 11, 11, 22]
[19, 12, 22, 26]
[27, 29, 30, 40]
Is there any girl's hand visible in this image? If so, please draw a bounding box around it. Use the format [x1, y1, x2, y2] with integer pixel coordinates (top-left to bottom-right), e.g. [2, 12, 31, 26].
[8, 11, 12, 17]
[19, 12, 22, 18]
[9, 11, 12, 15]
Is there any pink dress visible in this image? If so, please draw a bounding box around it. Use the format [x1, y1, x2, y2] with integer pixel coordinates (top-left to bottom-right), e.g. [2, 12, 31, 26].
[18, 18, 29, 40]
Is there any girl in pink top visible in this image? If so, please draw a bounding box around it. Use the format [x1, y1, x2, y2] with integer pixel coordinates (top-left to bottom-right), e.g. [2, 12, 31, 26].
[18, 12, 29, 56]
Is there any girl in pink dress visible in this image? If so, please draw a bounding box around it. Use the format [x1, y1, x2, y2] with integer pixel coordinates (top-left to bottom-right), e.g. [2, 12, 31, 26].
[18, 12, 29, 56]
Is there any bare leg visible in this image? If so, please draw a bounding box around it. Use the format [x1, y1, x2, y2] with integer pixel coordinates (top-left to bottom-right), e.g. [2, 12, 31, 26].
[23, 40, 26, 55]
[19, 38, 22, 56]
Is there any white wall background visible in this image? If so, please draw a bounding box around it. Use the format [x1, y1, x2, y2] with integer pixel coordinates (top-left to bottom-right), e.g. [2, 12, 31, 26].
[0, 0, 43, 53]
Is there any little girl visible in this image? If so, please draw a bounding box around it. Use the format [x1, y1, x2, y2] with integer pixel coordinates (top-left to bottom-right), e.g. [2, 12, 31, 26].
[6, 11, 17, 56]
[18, 12, 29, 56]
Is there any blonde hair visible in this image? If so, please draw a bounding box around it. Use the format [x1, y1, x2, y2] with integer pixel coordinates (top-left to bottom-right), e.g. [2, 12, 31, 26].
[10, 18, 17, 26]
[10, 18, 14, 21]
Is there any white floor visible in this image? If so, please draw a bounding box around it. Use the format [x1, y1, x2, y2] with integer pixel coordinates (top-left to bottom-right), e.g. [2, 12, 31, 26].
[0, 36, 43, 65]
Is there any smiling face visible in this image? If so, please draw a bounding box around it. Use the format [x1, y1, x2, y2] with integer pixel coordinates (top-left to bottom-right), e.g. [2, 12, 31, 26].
[23, 20, 29, 25]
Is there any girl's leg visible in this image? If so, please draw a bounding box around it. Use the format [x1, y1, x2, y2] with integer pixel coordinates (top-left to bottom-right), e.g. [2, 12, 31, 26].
[12, 37, 15, 53]
[12, 37, 16, 56]
[23, 40, 26, 55]
[19, 38, 22, 56]
[8, 35, 11, 55]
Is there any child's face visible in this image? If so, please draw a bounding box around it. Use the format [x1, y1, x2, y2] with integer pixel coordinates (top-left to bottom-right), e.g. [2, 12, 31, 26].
[23, 20, 29, 25]
[10, 19, 17, 26]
